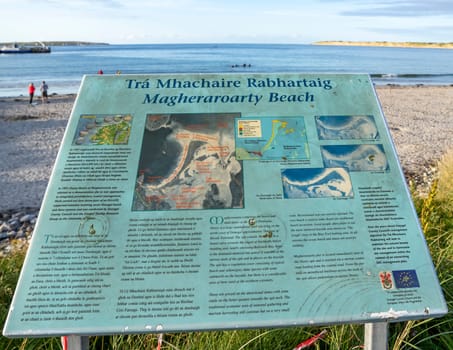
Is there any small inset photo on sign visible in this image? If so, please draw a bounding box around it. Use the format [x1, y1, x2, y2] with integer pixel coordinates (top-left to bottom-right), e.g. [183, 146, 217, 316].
[235, 116, 310, 160]
[281, 167, 353, 198]
[315, 115, 379, 140]
[72, 114, 133, 145]
[321, 144, 389, 171]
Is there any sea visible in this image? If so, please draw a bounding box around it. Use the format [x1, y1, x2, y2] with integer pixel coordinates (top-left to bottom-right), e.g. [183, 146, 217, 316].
[1, 43, 453, 97]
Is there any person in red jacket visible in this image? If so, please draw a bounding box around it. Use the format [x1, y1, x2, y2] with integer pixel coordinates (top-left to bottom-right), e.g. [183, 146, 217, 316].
[28, 83, 36, 104]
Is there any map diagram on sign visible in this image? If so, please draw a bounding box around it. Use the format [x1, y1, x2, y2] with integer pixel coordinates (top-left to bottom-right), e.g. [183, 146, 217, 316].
[281, 167, 353, 199]
[321, 144, 388, 172]
[235, 117, 310, 160]
[72, 114, 132, 145]
[132, 113, 244, 211]
[315, 115, 379, 140]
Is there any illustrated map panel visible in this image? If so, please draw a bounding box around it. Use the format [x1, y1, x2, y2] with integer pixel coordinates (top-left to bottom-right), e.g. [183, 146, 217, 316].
[235, 117, 310, 160]
[4, 73, 446, 338]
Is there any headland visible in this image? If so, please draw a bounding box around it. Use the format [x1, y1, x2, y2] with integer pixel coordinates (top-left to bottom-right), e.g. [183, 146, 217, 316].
[313, 41, 453, 49]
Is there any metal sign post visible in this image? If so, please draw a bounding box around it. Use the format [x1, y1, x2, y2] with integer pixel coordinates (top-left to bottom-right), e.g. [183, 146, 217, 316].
[365, 322, 388, 350]
[63, 335, 89, 350]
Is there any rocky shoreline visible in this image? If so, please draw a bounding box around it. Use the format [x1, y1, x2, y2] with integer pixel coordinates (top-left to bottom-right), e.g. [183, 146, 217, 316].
[0, 209, 38, 256]
[1, 86, 453, 256]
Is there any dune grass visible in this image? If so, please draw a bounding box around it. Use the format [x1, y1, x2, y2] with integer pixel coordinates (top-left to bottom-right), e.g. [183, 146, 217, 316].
[1, 153, 452, 349]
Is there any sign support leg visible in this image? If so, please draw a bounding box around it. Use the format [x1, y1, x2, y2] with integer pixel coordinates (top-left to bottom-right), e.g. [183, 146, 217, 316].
[65, 335, 89, 350]
[364, 322, 388, 350]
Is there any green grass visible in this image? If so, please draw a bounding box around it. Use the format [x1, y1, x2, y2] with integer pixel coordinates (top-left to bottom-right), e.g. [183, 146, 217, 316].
[2, 156, 452, 349]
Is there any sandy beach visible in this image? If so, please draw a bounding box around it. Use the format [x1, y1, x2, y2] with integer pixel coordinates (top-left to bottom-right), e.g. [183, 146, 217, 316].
[1, 86, 453, 212]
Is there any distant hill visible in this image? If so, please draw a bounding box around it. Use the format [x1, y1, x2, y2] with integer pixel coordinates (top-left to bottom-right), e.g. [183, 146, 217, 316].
[313, 41, 453, 49]
[0, 41, 109, 47]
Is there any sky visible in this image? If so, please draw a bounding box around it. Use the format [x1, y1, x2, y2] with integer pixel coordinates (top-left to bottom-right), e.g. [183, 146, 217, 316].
[1, 0, 453, 44]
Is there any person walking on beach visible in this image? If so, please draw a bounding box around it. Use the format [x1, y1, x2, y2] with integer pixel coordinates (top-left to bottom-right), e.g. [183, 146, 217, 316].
[28, 83, 35, 104]
[40, 81, 49, 103]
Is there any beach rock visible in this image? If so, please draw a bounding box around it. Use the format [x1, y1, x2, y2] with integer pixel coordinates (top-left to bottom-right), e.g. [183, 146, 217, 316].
[7, 219, 20, 230]
[20, 213, 36, 223]
[0, 208, 39, 256]
[0, 222, 11, 232]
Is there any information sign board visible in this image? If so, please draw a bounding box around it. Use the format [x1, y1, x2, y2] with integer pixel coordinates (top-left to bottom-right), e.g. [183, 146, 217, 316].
[4, 73, 447, 337]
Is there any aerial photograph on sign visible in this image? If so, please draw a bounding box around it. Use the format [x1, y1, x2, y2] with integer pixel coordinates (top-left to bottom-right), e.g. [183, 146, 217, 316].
[281, 167, 353, 198]
[133, 113, 244, 210]
[72, 114, 133, 145]
[321, 144, 389, 171]
[315, 115, 379, 140]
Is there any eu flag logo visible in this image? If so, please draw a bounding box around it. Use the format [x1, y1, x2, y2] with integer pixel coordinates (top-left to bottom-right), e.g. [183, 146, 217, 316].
[392, 270, 420, 288]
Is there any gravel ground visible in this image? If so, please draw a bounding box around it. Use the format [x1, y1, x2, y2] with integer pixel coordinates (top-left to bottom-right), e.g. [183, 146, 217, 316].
[0, 94, 75, 211]
[378, 85, 453, 190]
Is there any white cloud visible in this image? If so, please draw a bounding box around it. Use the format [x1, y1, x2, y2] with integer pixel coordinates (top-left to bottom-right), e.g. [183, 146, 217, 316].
[322, 0, 453, 17]
[0, 0, 452, 43]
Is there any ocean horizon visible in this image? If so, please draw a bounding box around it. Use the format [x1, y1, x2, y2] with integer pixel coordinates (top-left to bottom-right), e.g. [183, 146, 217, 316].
[1, 43, 453, 97]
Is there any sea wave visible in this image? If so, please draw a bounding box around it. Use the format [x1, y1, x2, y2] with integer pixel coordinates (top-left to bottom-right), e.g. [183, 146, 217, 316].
[371, 73, 453, 85]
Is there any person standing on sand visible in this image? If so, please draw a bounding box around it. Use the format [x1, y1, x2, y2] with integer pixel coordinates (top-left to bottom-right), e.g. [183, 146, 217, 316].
[40, 81, 49, 103]
[28, 83, 35, 104]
